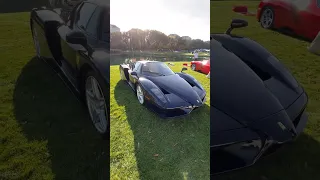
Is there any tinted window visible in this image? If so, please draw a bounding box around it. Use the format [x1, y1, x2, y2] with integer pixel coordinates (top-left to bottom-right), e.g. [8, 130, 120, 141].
[317, 0, 320, 8]
[76, 3, 97, 30]
[86, 8, 101, 37]
[141, 62, 175, 76]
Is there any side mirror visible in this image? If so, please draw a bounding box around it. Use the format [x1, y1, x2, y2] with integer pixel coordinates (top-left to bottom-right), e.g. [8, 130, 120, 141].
[66, 30, 87, 46]
[226, 19, 248, 35]
[181, 67, 188, 73]
[131, 71, 137, 76]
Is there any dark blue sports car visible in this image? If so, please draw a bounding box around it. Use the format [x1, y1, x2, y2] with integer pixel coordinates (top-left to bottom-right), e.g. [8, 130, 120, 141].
[119, 61, 206, 117]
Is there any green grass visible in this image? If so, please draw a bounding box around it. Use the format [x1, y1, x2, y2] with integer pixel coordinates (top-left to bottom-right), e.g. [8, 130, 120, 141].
[211, 1, 320, 180]
[0, 12, 108, 179]
[110, 62, 210, 179]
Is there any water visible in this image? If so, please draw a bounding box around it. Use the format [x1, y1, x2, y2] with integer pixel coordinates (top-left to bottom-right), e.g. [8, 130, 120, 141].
[110, 53, 208, 65]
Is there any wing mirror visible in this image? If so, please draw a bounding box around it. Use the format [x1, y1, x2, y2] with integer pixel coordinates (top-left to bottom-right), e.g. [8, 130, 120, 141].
[181, 67, 188, 73]
[226, 19, 248, 35]
[131, 71, 137, 76]
[66, 30, 93, 55]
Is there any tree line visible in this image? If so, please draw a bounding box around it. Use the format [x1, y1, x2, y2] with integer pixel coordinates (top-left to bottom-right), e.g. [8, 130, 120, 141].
[111, 28, 210, 51]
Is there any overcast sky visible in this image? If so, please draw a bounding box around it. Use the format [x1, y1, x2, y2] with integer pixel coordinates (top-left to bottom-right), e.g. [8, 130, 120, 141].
[110, 0, 210, 41]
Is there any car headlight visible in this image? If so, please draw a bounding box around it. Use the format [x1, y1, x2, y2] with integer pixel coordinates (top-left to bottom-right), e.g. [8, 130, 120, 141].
[150, 88, 167, 104]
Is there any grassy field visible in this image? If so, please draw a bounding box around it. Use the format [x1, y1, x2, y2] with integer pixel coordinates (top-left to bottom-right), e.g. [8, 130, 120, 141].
[110, 62, 210, 179]
[211, 1, 320, 180]
[0, 12, 108, 180]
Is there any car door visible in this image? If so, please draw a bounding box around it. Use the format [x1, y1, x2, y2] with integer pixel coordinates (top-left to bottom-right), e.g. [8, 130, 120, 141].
[58, 2, 97, 73]
[271, 0, 295, 28]
[129, 62, 141, 85]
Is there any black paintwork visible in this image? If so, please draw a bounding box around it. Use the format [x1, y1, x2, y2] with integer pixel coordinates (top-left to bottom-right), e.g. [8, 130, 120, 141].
[210, 23, 308, 174]
[120, 61, 206, 117]
[30, 0, 110, 96]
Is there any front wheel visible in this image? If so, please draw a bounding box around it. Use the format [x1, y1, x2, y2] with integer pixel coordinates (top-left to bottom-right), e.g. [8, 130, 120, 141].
[84, 71, 109, 138]
[136, 84, 145, 105]
[260, 7, 275, 29]
[191, 64, 196, 71]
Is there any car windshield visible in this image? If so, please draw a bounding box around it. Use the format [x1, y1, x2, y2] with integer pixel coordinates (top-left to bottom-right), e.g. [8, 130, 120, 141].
[141, 62, 175, 76]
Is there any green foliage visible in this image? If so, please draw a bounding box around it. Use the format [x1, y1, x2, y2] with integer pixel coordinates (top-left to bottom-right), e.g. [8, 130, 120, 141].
[111, 29, 210, 51]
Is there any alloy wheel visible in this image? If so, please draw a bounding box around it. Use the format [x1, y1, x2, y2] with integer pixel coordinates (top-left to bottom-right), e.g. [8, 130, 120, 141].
[260, 8, 274, 29]
[136, 85, 144, 104]
[85, 76, 108, 134]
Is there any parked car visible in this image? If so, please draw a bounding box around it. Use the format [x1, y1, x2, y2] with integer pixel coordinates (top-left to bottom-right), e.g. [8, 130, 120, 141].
[191, 59, 210, 75]
[211, 19, 308, 175]
[30, 0, 110, 138]
[257, 0, 320, 40]
[119, 61, 206, 118]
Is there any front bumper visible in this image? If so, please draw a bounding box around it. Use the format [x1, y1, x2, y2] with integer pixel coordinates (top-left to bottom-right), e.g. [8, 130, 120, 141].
[147, 96, 206, 118]
[211, 93, 308, 175]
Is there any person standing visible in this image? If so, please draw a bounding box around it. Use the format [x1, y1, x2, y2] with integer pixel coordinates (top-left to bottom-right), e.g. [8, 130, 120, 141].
[194, 51, 199, 60]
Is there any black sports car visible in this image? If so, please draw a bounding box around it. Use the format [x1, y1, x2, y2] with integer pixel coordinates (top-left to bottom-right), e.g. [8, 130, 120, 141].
[211, 19, 308, 174]
[30, 0, 110, 138]
[119, 60, 206, 117]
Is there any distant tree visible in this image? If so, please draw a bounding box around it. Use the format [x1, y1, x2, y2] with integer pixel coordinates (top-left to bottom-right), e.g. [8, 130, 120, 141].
[110, 29, 208, 51]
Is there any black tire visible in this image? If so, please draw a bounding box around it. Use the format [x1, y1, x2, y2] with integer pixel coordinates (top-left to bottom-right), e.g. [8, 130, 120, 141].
[83, 70, 109, 139]
[260, 7, 275, 29]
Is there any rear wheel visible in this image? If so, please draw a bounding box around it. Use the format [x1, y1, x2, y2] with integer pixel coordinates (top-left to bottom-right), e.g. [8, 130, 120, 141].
[84, 71, 109, 138]
[260, 7, 274, 29]
[191, 64, 196, 71]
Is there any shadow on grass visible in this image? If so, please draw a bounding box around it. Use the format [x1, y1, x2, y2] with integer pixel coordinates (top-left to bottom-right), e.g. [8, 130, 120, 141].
[271, 28, 312, 43]
[214, 133, 320, 180]
[0, 0, 49, 13]
[113, 80, 210, 179]
[13, 57, 109, 179]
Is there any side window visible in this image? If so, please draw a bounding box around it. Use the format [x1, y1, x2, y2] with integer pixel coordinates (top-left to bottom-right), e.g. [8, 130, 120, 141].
[75, 3, 97, 30]
[133, 62, 141, 72]
[317, 0, 320, 8]
[86, 8, 101, 38]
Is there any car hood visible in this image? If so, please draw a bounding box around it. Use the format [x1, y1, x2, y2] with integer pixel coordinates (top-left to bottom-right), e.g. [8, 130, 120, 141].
[211, 34, 304, 125]
[146, 74, 203, 106]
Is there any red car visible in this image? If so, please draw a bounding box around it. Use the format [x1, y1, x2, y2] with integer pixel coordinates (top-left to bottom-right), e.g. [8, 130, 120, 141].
[257, 0, 320, 40]
[190, 59, 210, 74]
